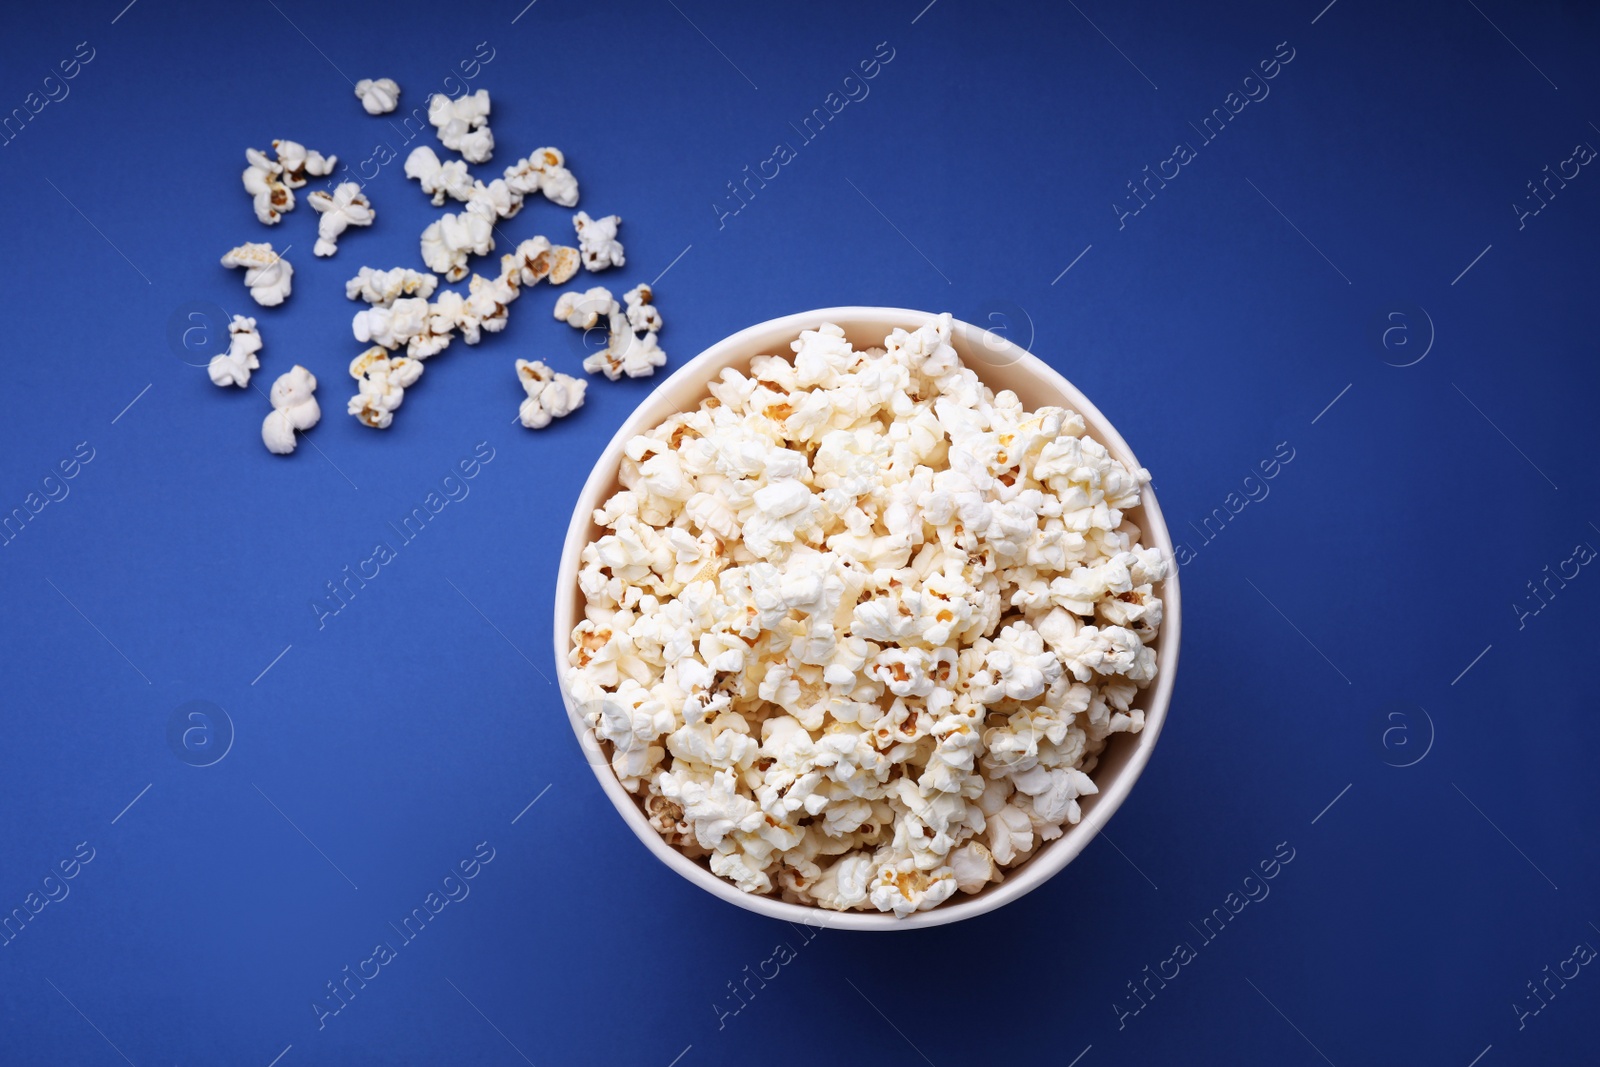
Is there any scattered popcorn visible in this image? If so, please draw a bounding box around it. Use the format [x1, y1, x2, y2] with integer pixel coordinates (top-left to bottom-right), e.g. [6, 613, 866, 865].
[420, 211, 493, 282]
[352, 296, 430, 350]
[242, 148, 291, 225]
[428, 90, 494, 163]
[261, 365, 320, 454]
[404, 146, 475, 206]
[207, 315, 262, 388]
[516, 359, 587, 429]
[272, 140, 336, 190]
[565, 314, 1167, 916]
[345, 266, 438, 306]
[307, 181, 374, 257]
[347, 346, 424, 429]
[465, 178, 523, 222]
[573, 211, 624, 272]
[582, 319, 666, 380]
[504, 147, 579, 207]
[548, 244, 580, 285]
[503, 236, 557, 287]
[553, 286, 617, 329]
[354, 77, 400, 115]
[463, 269, 521, 338]
[221, 242, 293, 307]
[623, 283, 662, 334]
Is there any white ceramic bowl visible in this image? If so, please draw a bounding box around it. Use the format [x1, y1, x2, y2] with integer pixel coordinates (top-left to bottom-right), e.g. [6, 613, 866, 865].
[554, 307, 1181, 930]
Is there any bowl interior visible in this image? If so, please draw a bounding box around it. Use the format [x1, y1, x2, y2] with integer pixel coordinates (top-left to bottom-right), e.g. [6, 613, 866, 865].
[553, 308, 1181, 930]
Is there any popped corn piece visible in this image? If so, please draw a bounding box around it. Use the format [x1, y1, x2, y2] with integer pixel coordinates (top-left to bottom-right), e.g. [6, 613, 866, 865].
[516, 359, 587, 429]
[307, 181, 374, 257]
[347, 346, 423, 429]
[354, 77, 400, 115]
[207, 315, 262, 388]
[242, 148, 290, 225]
[345, 266, 438, 306]
[623, 283, 662, 333]
[504, 147, 579, 207]
[404, 146, 475, 206]
[271, 140, 336, 188]
[548, 244, 581, 285]
[261, 365, 320, 454]
[553, 286, 617, 329]
[221, 242, 293, 307]
[352, 297, 430, 350]
[572, 211, 623, 272]
[427, 90, 493, 163]
[420, 211, 493, 282]
[583, 317, 668, 380]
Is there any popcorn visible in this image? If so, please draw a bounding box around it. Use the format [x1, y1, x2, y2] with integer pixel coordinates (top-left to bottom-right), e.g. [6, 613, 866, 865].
[516, 359, 587, 429]
[465, 178, 523, 222]
[404, 146, 475, 206]
[572, 211, 624, 271]
[420, 210, 493, 282]
[504, 147, 579, 207]
[347, 346, 423, 429]
[345, 266, 438, 306]
[241, 141, 336, 224]
[221, 242, 293, 307]
[352, 296, 430, 350]
[242, 148, 290, 225]
[623, 283, 662, 333]
[261, 365, 320, 454]
[503, 236, 555, 286]
[582, 317, 667, 380]
[427, 90, 493, 163]
[307, 181, 374, 257]
[553, 286, 617, 329]
[566, 314, 1166, 916]
[354, 77, 400, 115]
[548, 244, 581, 285]
[207, 315, 262, 388]
[271, 139, 336, 188]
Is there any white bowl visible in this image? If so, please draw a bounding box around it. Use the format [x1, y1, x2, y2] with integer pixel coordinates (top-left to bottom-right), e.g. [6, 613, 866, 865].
[554, 307, 1181, 930]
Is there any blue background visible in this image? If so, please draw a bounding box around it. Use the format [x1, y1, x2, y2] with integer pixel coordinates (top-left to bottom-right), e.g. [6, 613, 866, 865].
[1, 0, 1596, 1063]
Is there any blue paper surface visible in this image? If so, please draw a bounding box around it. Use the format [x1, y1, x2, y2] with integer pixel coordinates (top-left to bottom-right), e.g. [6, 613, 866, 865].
[1, 1, 1597, 1063]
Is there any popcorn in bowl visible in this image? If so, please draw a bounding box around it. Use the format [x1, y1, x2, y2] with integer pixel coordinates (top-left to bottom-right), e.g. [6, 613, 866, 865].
[564, 312, 1169, 918]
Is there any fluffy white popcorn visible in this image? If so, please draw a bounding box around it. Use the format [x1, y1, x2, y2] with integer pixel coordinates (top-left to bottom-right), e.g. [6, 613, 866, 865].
[465, 178, 522, 222]
[504, 147, 579, 207]
[572, 211, 624, 271]
[516, 359, 587, 429]
[307, 181, 374, 257]
[420, 210, 493, 282]
[565, 314, 1166, 916]
[261, 365, 320, 454]
[623, 283, 662, 333]
[354, 77, 400, 115]
[271, 139, 336, 188]
[428, 90, 494, 163]
[582, 316, 667, 380]
[242, 148, 290, 225]
[352, 296, 430, 350]
[347, 346, 424, 429]
[553, 286, 617, 329]
[345, 266, 438, 306]
[221, 242, 293, 307]
[207, 315, 262, 388]
[404, 146, 475, 206]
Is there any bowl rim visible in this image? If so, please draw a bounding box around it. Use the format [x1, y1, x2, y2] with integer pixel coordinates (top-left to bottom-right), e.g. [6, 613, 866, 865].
[553, 306, 1182, 931]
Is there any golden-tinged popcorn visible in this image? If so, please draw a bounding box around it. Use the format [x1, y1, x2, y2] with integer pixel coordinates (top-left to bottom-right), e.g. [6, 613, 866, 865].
[221, 242, 293, 307]
[565, 314, 1166, 916]
[504, 147, 579, 207]
[516, 359, 587, 429]
[347, 346, 424, 430]
[345, 267, 438, 306]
